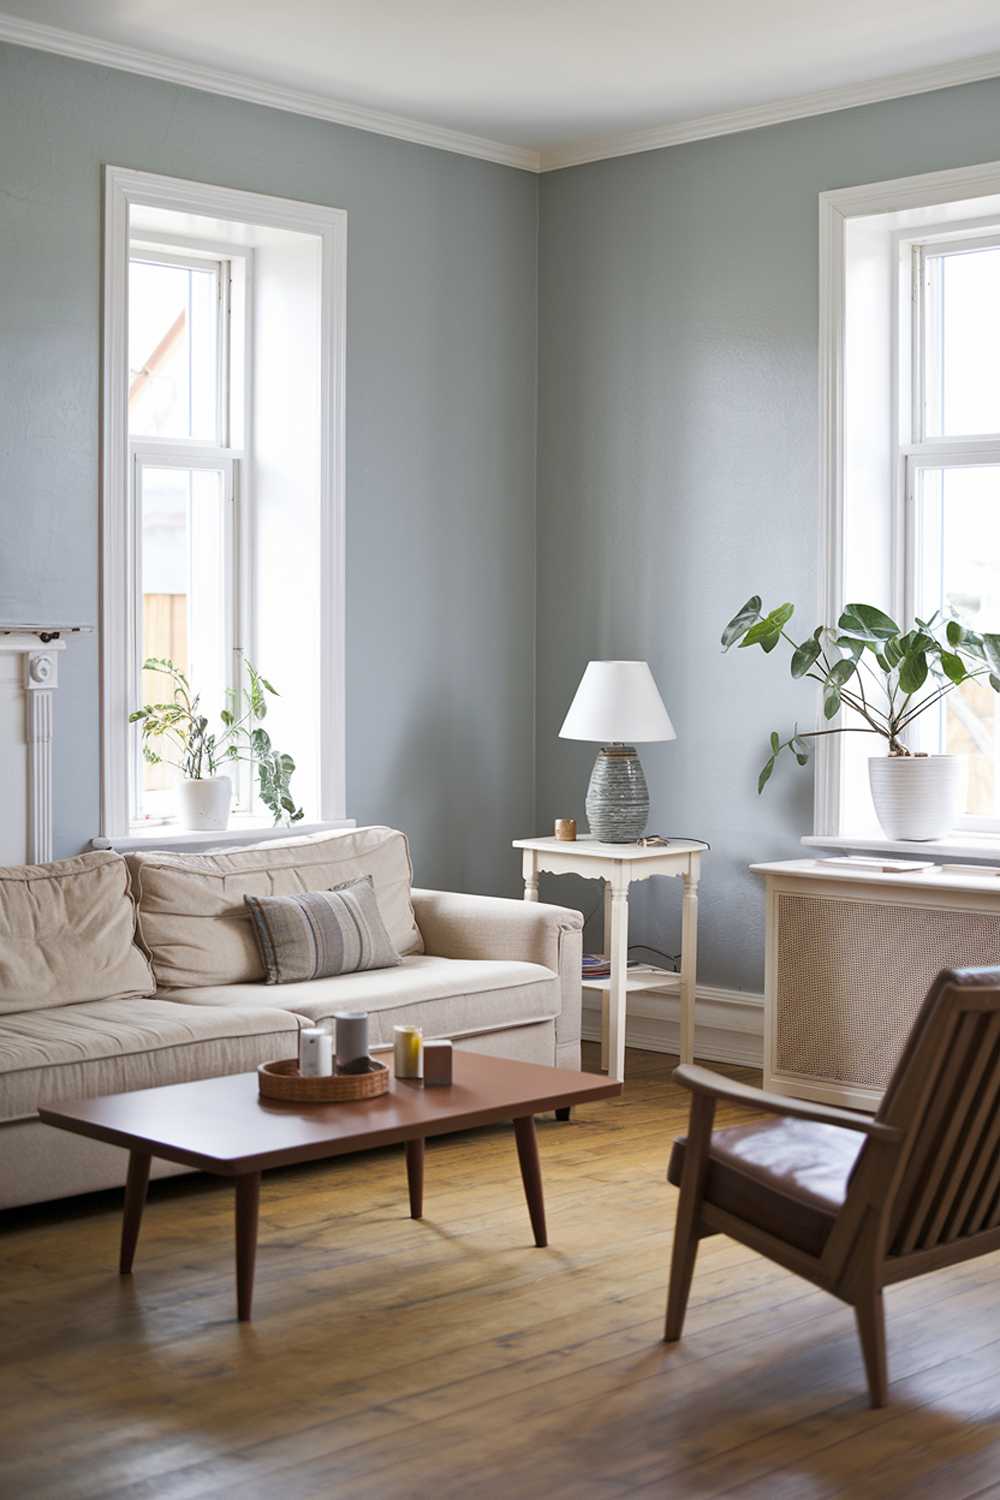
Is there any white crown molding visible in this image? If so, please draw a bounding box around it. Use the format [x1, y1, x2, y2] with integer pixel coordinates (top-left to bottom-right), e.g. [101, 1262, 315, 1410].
[0, 11, 541, 173]
[538, 50, 1000, 171]
[3, 10, 1000, 177]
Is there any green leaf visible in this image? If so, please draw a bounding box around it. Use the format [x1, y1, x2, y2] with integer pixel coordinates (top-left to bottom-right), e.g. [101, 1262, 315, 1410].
[837, 603, 900, 642]
[947, 620, 962, 646]
[721, 596, 762, 649]
[770, 731, 780, 753]
[740, 603, 794, 649]
[883, 636, 904, 668]
[991, 676, 1000, 693]
[983, 635, 1000, 678]
[898, 650, 928, 695]
[757, 756, 776, 794]
[828, 659, 857, 686]
[795, 752, 809, 766]
[823, 683, 841, 720]
[790, 634, 821, 679]
[939, 651, 968, 685]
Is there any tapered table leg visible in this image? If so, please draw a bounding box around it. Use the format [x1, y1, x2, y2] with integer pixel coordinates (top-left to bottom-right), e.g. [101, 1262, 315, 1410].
[235, 1172, 261, 1322]
[405, 1138, 424, 1219]
[513, 1115, 547, 1247]
[119, 1150, 151, 1274]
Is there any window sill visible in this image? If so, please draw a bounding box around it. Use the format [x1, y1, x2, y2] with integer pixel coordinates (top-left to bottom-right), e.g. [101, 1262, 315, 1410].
[803, 832, 1000, 863]
[93, 817, 355, 854]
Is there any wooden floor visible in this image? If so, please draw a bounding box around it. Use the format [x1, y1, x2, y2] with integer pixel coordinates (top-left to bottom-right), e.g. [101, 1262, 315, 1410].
[2, 1044, 999, 1499]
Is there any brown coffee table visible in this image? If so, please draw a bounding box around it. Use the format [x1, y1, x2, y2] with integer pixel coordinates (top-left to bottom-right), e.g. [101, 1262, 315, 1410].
[39, 1052, 620, 1321]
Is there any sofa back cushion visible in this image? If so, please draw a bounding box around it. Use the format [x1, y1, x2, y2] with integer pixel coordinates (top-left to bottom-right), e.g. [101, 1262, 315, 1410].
[128, 825, 422, 989]
[0, 851, 154, 1014]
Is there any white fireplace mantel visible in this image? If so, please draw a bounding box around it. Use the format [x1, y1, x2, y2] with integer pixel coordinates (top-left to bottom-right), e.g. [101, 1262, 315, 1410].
[0, 626, 91, 866]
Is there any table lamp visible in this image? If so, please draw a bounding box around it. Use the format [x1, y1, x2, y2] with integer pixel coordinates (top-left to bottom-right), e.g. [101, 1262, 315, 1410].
[559, 660, 675, 842]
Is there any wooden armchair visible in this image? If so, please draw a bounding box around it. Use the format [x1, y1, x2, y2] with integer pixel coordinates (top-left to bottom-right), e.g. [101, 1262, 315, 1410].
[664, 966, 1000, 1406]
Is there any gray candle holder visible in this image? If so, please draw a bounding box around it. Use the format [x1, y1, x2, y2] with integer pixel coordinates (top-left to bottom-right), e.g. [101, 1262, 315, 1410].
[333, 1011, 370, 1074]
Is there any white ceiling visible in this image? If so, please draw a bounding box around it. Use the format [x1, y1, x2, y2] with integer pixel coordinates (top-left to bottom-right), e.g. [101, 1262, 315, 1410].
[4, 1, 1000, 167]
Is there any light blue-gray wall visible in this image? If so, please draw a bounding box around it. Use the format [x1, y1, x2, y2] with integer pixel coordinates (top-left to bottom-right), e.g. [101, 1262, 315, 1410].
[0, 43, 538, 895]
[536, 79, 1000, 991]
[6, 39, 1000, 978]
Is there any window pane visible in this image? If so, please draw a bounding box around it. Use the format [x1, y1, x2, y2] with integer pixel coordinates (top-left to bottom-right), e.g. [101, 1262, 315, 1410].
[914, 464, 1000, 818]
[139, 465, 228, 818]
[924, 246, 1000, 438]
[129, 258, 219, 441]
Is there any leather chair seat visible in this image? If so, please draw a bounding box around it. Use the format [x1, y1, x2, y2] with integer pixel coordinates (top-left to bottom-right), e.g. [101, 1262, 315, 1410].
[668, 1117, 864, 1257]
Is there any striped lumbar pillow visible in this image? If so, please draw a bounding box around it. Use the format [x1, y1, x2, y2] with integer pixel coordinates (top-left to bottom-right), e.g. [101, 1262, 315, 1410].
[244, 876, 401, 984]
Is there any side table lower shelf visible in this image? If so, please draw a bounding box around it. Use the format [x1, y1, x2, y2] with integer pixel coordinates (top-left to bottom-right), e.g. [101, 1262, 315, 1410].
[582, 965, 680, 1071]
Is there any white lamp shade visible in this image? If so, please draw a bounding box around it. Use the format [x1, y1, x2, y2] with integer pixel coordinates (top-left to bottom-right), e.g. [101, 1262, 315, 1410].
[558, 661, 676, 745]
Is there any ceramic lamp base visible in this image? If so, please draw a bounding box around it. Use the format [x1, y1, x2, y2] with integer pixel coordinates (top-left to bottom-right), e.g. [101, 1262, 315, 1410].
[585, 744, 649, 843]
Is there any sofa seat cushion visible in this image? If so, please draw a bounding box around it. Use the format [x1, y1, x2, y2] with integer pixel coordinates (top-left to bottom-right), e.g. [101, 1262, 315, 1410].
[0, 998, 300, 1123]
[172, 955, 559, 1047]
[667, 1118, 862, 1258]
[128, 826, 422, 990]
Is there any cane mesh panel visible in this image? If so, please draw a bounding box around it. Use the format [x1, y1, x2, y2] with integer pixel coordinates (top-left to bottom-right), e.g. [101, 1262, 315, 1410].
[774, 893, 1000, 1089]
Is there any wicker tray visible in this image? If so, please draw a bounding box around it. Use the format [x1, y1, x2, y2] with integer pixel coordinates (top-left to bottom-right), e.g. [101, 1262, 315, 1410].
[258, 1057, 389, 1104]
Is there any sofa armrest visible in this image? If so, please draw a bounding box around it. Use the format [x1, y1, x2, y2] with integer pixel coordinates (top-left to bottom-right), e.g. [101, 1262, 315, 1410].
[411, 889, 583, 1067]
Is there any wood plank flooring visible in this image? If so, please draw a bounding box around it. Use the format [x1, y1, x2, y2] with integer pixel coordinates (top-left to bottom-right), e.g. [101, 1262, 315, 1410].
[1, 1045, 998, 1499]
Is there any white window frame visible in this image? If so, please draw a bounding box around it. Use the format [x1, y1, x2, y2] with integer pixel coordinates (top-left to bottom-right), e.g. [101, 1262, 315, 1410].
[128, 240, 249, 823]
[816, 159, 1000, 848]
[102, 166, 347, 838]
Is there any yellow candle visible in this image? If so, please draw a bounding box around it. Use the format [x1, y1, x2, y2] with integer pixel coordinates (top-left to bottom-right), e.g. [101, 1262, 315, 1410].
[393, 1024, 423, 1079]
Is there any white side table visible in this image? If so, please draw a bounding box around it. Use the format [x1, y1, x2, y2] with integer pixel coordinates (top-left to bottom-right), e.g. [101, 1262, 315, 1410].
[513, 836, 704, 1082]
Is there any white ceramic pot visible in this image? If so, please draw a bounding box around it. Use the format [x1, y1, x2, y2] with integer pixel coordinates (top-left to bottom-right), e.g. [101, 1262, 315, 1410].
[868, 754, 966, 842]
[177, 775, 232, 831]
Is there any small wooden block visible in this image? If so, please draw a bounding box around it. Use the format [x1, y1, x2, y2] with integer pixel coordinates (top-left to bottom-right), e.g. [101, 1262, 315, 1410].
[423, 1040, 453, 1087]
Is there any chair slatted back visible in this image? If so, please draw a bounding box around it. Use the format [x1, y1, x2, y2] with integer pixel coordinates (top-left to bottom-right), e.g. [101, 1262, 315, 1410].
[872, 968, 1000, 1257]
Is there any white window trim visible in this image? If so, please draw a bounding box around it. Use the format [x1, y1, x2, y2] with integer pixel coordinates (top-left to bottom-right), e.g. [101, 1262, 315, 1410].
[101, 165, 347, 837]
[816, 158, 1000, 849]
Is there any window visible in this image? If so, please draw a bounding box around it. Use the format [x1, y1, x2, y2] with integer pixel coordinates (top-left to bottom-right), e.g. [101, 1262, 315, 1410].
[819, 164, 1000, 844]
[102, 169, 347, 840]
[128, 245, 247, 823]
[903, 235, 1000, 827]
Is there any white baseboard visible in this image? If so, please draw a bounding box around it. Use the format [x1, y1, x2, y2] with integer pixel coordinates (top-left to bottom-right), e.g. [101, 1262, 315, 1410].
[581, 983, 764, 1068]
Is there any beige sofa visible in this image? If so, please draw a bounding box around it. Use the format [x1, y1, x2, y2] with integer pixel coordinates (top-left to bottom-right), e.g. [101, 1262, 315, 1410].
[0, 826, 583, 1210]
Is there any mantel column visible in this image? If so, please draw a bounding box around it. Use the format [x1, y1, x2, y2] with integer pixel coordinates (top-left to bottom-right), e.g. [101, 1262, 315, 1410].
[24, 646, 63, 864]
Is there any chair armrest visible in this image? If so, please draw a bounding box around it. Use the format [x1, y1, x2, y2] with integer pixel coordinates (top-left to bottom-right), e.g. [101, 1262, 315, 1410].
[673, 1064, 902, 1143]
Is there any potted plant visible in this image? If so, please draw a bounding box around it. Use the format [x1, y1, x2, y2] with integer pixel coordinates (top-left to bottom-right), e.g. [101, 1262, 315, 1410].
[722, 597, 1000, 841]
[130, 658, 304, 832]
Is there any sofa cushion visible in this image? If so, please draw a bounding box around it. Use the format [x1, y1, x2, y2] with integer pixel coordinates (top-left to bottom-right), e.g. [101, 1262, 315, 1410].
[128, 826, 422, 989]
[244, 877, 401, 984]
[0, 997, 300, 1122]
[0, 851, 154, 1016]
[172, 954, 559, 1048]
